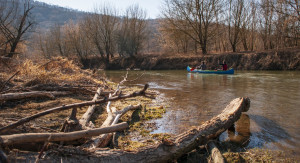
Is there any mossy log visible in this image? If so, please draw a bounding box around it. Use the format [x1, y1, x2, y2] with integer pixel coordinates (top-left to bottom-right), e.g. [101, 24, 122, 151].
[7, 97, 250, 162]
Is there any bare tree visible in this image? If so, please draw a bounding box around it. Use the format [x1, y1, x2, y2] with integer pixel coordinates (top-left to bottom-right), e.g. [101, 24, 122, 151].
[82, 15, 105, 59]
[249, 0, 258, 51]
[272, 0, 299, 48]
[85, 4, 119, 63]
[159, 19, 192, 53]
[38, 31, 54, 58]
[0, 0, 35, 57]
[259, 0, 275, 50]
[117, 5, 148, 57]
[227, 0, 246, 52]
[51, 24, 69, 57]
[239, 1, 253, 51]
[161, 0, 224, 55]
[64, 21, 92, 61]
[277, 0, 299, 22]
[38, 24, 71, 58]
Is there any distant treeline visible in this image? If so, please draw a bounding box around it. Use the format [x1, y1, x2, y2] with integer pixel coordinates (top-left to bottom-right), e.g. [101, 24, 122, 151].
[0, 0, 299, 67]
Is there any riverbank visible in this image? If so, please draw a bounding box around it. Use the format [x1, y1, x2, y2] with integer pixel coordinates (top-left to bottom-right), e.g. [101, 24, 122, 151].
[84, 47, 300, 70]
[1, 58, 299, 162]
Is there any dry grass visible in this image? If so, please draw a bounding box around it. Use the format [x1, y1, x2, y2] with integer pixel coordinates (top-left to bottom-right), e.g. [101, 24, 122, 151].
[223, 148, 298, 162]
[0, 57, 107, 135]
[1, 57, 106, 91]
[17, 57, 103, 87]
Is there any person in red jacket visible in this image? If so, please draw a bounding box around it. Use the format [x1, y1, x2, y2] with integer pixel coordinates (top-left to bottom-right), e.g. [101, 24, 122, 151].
[219, 61, 228, 71]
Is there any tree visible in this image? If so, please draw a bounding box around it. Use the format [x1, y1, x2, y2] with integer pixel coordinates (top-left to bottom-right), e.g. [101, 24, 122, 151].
[249, 0, 258, 51]
[272, 0, 300, 48]
[117, 5, 148, 57]
[64, 21, 92, 61]
[0, 0, 35, 57]
[161, 0, 223, 54]
[159, 19, 192, 53]
[84, 5, 119, 63]
[227, 0, 246, 52]
[82, 14, 105, 59]
[259, 0, 275, 50]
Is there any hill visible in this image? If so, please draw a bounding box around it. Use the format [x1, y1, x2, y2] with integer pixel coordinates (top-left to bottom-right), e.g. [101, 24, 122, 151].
[32, 1, 87, 29]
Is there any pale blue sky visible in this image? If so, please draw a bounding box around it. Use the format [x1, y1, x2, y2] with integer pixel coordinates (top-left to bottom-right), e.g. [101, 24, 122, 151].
[35, 0, 164, 19]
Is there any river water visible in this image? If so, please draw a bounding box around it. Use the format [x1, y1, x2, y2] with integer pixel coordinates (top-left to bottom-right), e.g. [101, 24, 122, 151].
[103, 70, 300, 155]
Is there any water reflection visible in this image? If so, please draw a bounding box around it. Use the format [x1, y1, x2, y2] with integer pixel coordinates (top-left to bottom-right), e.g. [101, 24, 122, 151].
[226, 114, 251, 147]
[219, 113, 291, 152]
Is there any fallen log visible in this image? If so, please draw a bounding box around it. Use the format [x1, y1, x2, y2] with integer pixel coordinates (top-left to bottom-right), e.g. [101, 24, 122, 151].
[85, 72, 130, 148]
[10, 97, 250, 162]
[28, 84, 103, 95]
[0, 84, 148, 134]
[88, 104, 142, 148]
[91, 97, 250, 162]
[207, 141, 225, 163]
[0, 122, 128, 146]
[79, 87, 102, 129]
[0, 91, 71, 102]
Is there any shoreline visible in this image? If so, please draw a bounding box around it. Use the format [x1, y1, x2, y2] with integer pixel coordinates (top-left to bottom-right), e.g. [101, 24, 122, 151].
[82, 48, 300, 71]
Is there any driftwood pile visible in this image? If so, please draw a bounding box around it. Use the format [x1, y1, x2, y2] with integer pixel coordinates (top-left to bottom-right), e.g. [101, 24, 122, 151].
[0, 69, 251, 162]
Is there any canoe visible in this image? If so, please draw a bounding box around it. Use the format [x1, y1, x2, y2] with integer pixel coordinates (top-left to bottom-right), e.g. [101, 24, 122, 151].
[187, 66, 234, 74]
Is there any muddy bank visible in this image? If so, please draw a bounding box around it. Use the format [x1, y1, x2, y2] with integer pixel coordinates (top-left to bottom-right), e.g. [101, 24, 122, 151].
[84, 48, 300, 70]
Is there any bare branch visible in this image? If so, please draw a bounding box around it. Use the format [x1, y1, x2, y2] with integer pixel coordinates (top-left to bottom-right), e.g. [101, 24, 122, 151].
[0, 84, 149, 134]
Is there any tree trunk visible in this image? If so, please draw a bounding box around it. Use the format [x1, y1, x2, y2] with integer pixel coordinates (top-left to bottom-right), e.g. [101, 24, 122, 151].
[0, 91, 71, 102]
[9, 97, 250, 162]
[0, 122, 128, 145]
[232, 44, 236, 52]
[201, 44, 207, 55]
[79, 87, 102, 129]
[29, 84, 102, 95]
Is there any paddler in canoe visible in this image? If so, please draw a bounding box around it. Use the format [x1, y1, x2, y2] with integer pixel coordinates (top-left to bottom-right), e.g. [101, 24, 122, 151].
[196, 61, 207, 70]
[219, 60, 228, 71]
[187, 60, 234, 74]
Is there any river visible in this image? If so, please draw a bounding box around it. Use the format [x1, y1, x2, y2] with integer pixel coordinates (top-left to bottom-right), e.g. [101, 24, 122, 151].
[102, 70, 300, 155]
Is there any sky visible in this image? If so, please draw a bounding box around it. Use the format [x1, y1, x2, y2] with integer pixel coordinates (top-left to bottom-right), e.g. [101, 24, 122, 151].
[35, 0, 164, 19]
